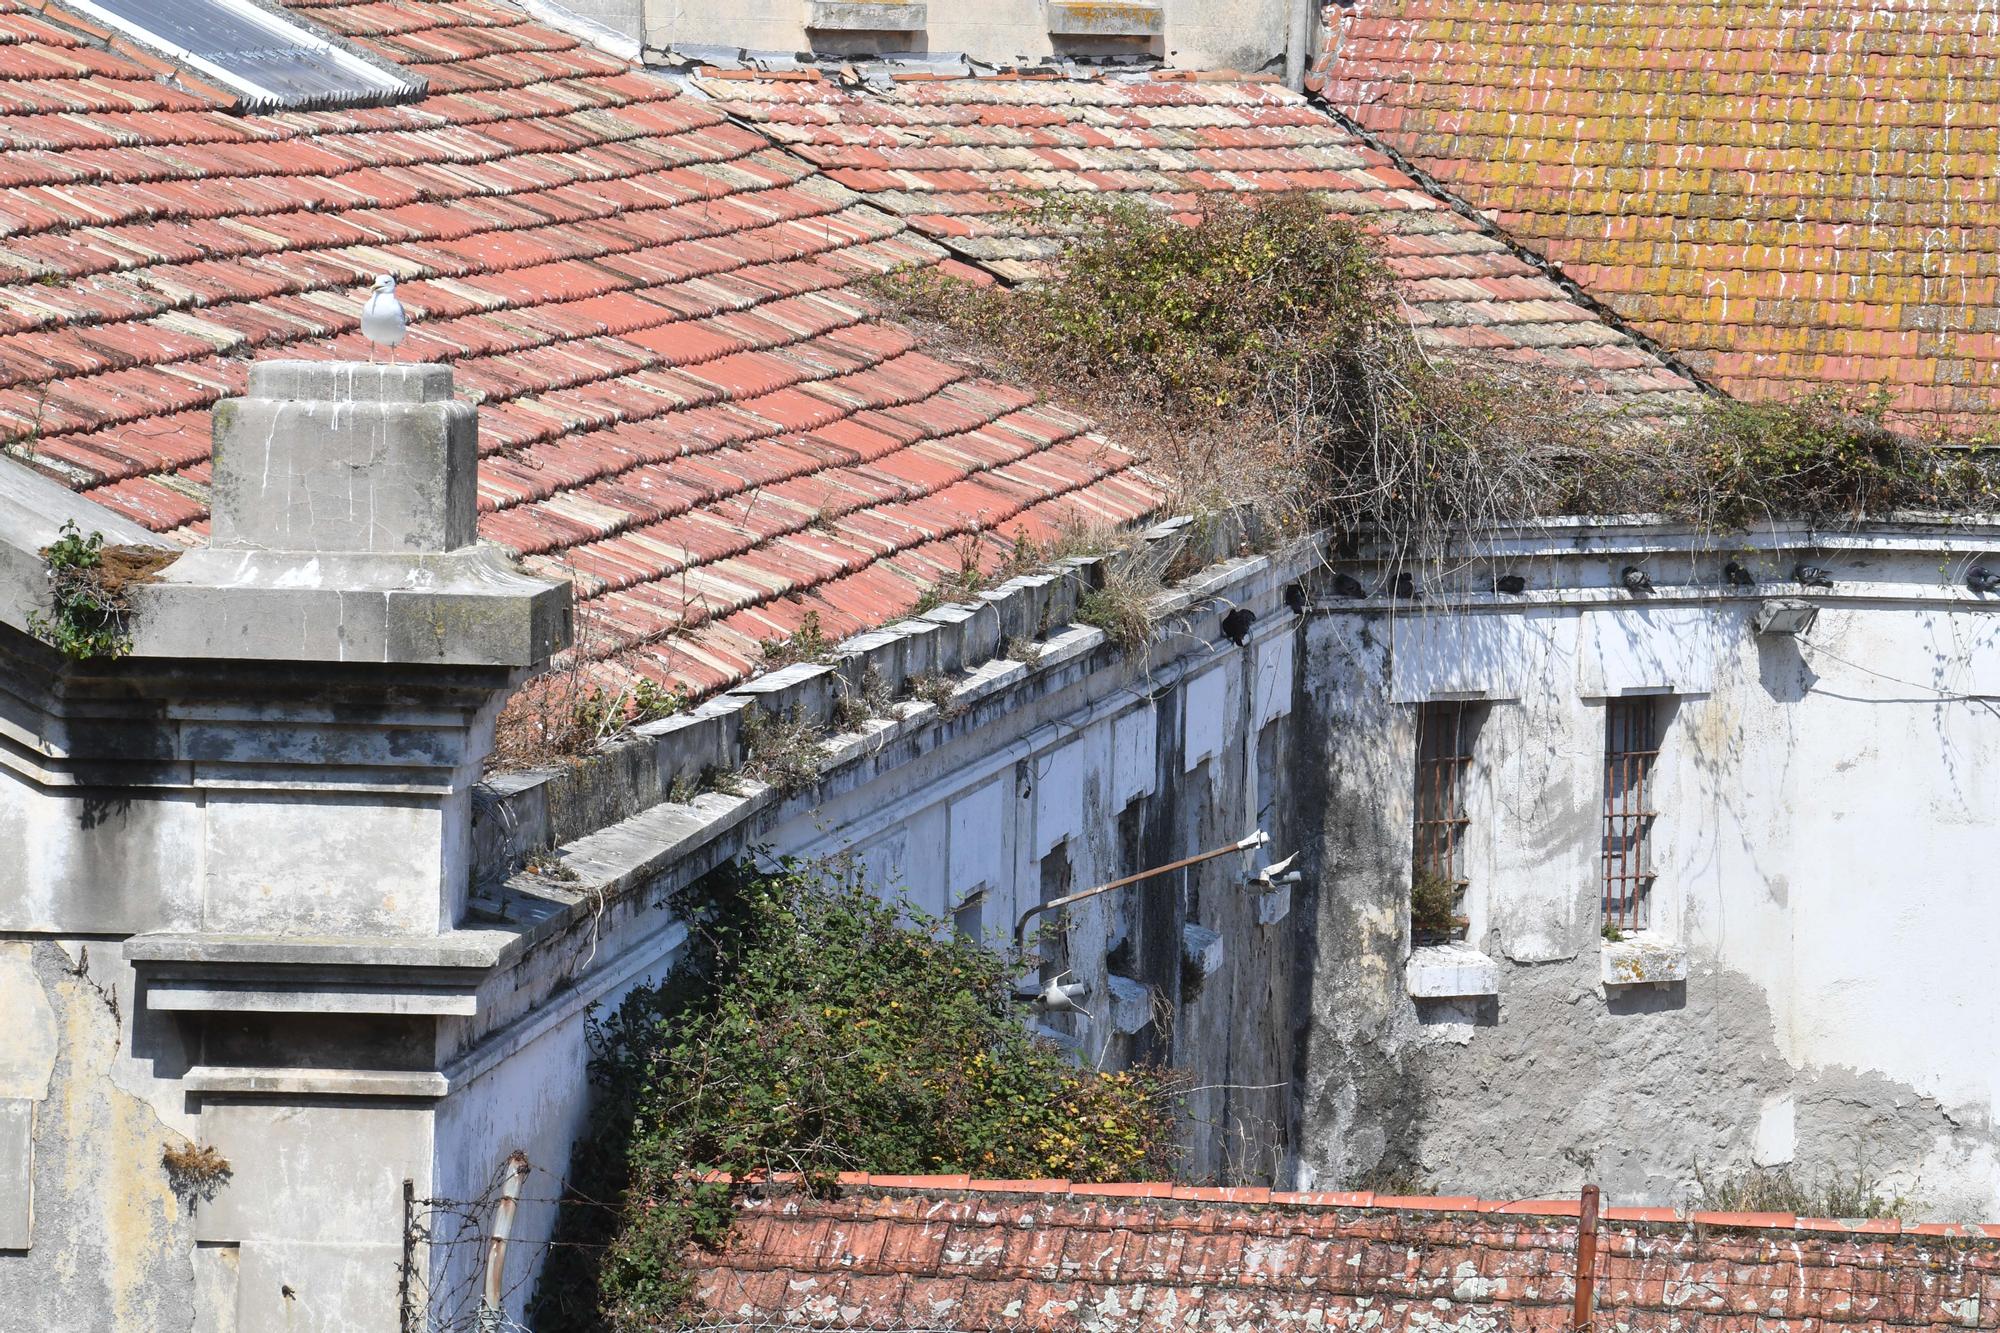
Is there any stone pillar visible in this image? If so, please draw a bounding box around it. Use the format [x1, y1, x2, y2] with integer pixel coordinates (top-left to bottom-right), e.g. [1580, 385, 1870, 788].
[0, 362, 569, 1333]
[210, 361, 477, 556]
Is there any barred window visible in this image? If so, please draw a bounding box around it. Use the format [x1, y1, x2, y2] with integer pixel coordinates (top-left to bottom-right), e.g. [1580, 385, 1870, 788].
[1602, 697, 1662, 932]
[1413, 701, 1478, 890]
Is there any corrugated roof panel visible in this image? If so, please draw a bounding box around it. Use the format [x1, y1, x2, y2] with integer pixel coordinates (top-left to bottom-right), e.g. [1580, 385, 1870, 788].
[65, 0, 424, 108]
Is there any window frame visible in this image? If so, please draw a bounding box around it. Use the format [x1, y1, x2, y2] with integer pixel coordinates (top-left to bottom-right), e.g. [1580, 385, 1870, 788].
[1601, 695, 1664, 933]
[1412, 701, 1480, 933]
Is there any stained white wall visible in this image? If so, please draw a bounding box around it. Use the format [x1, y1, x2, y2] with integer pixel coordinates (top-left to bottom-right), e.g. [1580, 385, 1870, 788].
[544, 0, 1301, 70]
[1304, 531, 2000, 1215]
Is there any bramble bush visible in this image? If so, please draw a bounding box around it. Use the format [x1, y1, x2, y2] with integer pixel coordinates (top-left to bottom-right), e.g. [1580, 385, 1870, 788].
[531, 857, 1182, 1332]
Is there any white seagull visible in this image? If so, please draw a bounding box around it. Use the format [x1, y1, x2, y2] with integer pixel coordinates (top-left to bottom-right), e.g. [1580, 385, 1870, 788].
[360, 273, 407, 362]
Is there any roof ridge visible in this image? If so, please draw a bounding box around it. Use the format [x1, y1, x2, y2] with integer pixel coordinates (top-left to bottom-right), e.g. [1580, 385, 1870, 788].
[1298, 85, 1717, 403]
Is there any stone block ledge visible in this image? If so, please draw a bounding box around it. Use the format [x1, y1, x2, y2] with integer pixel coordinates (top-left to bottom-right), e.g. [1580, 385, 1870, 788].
[1601, 934, 1689, 986]
[806, 0, 927, 30]
[1407, 943, 1499, 998]
[128, 544, 570, 668]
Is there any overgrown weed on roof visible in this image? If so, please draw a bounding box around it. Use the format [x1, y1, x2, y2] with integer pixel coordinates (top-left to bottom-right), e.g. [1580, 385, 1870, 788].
[1692, 1162, 1906, 1220]
[877, 193, 1999, 581]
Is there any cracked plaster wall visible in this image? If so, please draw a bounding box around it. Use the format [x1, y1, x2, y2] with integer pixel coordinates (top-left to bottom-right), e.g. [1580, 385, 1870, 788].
[0, 940, 202, 1333]
[1297, 597, 2000, 1217]
[775, 616, 1310, 1184]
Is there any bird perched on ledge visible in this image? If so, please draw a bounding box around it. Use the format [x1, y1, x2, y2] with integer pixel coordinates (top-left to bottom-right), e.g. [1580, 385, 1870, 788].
[361, 274, 407, 362]
[1621, 565, 1653, 593]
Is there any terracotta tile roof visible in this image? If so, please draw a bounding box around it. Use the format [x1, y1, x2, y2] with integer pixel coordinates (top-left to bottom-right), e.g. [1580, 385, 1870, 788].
[1313, 0, 2000, 436]
[692, 1174, 2000, 1331]
[0, 1, 1161, 696]
[697, 68, 1702, 415]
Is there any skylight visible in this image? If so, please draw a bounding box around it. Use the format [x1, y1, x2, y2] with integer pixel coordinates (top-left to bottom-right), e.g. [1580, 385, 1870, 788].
[62, 0, 426, 109]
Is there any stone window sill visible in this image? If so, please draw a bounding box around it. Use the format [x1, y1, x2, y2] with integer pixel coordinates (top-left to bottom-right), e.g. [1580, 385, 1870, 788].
[1600, 934, 1688, 986]
[1407, 943, 1498, 998]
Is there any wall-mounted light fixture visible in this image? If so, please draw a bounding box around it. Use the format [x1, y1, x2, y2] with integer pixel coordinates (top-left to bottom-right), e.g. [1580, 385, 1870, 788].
[1754, 598, 1819, 637]
[1031, 971, 1090, 1016]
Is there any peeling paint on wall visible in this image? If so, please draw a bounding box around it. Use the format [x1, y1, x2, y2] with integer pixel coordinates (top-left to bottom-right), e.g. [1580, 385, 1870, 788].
[0, 943, 195, 1333]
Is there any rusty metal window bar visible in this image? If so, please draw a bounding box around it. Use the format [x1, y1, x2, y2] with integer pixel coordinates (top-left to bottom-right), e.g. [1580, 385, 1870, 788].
[1602, 697, 1661, 932]
[1413, 701, 1477, 893]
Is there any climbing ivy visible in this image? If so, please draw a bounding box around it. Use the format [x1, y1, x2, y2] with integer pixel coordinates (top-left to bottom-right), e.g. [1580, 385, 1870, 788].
[531, 856, 1183, 1332]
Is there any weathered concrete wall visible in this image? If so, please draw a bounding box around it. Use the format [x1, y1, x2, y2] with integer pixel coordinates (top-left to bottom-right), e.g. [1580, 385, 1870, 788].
[0, 363, 571, 1333]
[1297, 523, 2000, 1219]
[772, 577, 1310, 1182]
[0, 941, 199, 1333]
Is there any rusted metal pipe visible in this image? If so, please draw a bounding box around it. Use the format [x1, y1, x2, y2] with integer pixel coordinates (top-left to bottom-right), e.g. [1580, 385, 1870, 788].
[1013, 830, 1269, 959]
[1572, 1182, 1601, 1333]
[478, 1152, 531, 1329]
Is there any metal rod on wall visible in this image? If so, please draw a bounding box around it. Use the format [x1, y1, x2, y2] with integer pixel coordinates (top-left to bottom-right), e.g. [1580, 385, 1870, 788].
[1013, 830, 1269, 959]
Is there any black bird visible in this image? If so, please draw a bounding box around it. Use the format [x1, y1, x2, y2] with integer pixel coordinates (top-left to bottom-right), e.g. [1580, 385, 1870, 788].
[1331, 573, 1367, 600]
[1493, 574, 1526, 595]
[1724, 560, 1756, 587]
[1284, 582, 1308, 614]
[1794, 564, 1834, 589]
[1620, 565, 1653, 593]
[1969, 567, 2000, 594]
[1393, 572, 1416, 599]
[1221, 606, 1256, 647]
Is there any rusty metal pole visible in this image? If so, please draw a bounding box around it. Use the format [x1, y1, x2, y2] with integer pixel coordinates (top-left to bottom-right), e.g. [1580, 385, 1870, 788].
[1572, 1182, 1601, 1333]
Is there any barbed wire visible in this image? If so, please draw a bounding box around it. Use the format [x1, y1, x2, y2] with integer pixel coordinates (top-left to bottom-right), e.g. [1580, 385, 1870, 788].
[402, 1157, 619, 1333]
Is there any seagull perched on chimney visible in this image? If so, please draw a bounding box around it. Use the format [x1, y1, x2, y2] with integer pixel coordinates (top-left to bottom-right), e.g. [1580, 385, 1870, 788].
[360, 274, 407, 363]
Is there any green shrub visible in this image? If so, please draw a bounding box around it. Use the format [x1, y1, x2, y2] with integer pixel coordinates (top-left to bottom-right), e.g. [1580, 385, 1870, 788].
[27, 520, 168, 660]
[1675, 388, 1994, 526]
[531, 858, 1183, 1332]
[1409, 869, 1461, 936]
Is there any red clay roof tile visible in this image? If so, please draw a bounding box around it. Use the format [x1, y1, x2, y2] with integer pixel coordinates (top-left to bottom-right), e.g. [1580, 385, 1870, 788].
[1315, 0, 2000, 434]
[700, 68, 1701, 419]
[693, 1178, 2000, 1331]
[0, 0, 1162, 696]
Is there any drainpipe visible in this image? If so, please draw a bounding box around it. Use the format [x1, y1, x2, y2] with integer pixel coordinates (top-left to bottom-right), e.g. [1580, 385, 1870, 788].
[1283, 0, 1316, 91]
[478, 1153, 531, 1330]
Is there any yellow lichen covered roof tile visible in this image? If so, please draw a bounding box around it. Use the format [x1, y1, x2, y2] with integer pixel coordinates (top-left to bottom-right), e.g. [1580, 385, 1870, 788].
[1316, 0, 2000, 434]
